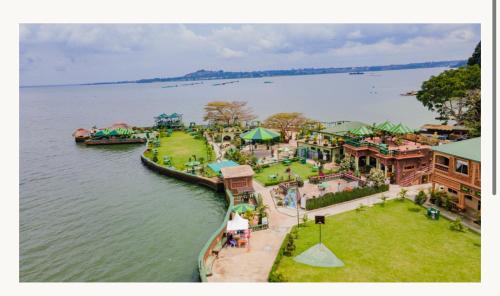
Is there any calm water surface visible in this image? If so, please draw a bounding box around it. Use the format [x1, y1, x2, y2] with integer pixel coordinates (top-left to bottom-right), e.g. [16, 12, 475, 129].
[19, 68, 442, 282]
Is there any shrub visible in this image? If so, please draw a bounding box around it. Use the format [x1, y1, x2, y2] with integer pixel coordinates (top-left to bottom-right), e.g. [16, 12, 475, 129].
[265, 180, 283, 187]
[302, 213, 309, 225]
[379, 194, 387, 206]
[397, 188, 408, 201]
[414, 190, 427, 205]
[306, 184, 389, 210]
[339, 157, 353, 173]
[367, 168, 385, 187]
[269, 271, 287, 282]
[450, 217, 466, 232]
[283, 234, 296, 256]
[296, 177, 304, 188]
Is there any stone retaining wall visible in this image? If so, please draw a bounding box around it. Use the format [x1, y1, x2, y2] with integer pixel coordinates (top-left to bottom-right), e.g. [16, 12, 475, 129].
[140, 154, 224, 192]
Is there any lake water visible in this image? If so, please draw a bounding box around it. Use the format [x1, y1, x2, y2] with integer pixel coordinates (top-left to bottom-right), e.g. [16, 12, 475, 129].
[19, 67, 443, 282]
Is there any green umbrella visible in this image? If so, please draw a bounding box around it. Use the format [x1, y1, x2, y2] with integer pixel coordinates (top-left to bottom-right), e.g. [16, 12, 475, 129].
[374, 121, 396, 132]
[349, 126, 373, 136]
[318, 182, 330, 189]
[232, 203, 255, 214]
[389, 123, 415, 135]
[109, 129, 119, 136]
[240, 127, 280, 141]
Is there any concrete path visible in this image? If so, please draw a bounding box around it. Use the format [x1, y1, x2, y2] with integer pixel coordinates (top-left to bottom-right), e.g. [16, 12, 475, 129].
[208, 182, 433, 282]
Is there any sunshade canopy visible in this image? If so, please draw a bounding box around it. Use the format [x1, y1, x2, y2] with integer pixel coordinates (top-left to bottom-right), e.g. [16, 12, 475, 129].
[240, 127, 280, 141]
[390, 123, 415, 135]
[226, 212, 249, 231]
[374, 121, 396, 132]
[349, 126, 373, 136]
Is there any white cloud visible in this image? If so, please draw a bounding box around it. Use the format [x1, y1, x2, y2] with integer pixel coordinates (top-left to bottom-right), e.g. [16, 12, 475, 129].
[19, 24, 480, 85]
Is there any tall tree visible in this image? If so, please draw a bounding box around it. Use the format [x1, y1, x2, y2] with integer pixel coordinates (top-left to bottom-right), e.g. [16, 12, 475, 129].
[463, 89, 481, 137]
[416, 65, 480, 125]
[203, 101, 256, 126]
[467, 42, 481, 67]
[263, 112, 309, 141]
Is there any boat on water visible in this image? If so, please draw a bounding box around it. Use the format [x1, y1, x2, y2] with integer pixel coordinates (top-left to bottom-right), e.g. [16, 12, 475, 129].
[84, 137, 146, 145]
[72, 128, 90, 142]
[73, 122, 147, 145]
[212, 80, 239, 86]
[348, 72, 365, 75]
[400, 90, 418, 96]
[263, 81, 273, 84]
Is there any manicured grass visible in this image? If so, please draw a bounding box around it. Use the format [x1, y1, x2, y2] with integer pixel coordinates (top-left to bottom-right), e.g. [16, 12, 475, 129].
[274, 200, 480, 282]
[145, 131, 215, 171]
[254, 162, 317, 185]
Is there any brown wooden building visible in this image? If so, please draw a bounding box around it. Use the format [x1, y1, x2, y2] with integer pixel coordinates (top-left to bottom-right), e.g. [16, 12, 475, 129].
[220, 165, 255, 196]
[343, 137, 433, 186]
[431, 137, 481, 216]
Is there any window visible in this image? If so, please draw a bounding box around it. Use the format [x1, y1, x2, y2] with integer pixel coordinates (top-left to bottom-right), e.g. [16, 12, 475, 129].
[455, 159, 469, 175]
[478, 201, 481, 211]
[465, 195, 473, 201]
[403, 165, 415, 171]
[448, 188, 458, 195]
[435, 155, 450, 167]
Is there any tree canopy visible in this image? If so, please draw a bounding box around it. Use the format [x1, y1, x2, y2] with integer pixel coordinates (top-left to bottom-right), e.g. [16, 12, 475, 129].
[467, 42, 481, 67]
[263, 112, 309, 141]
[203, 101, 256, 126]
[416, 64, 480, 125]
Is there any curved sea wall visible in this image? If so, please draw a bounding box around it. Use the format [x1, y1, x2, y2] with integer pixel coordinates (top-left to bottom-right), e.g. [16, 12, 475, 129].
[140, 153, 231, 282]
[197, 189, 234, 282]
[140, 154, 224, 192]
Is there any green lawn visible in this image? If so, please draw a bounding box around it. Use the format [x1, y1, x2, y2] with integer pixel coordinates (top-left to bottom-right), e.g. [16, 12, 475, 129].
[274, 200, 480, 282]
[145, 131, 215, 171]
[254, 162, 317, 185]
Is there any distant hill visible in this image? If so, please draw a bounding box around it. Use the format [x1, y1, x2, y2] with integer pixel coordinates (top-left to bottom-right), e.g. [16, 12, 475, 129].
[23, 59, 467, 87]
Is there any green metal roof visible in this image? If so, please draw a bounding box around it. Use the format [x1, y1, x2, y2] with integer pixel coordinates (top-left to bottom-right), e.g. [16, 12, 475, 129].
[321, 121, 369, 136]
[432, 137, 481, 162]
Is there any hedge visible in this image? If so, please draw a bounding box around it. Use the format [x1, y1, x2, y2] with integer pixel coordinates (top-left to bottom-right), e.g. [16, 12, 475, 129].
[268, 232, 291, 282]
[305, 184, 389, 210]
[264, 179, 283, 186]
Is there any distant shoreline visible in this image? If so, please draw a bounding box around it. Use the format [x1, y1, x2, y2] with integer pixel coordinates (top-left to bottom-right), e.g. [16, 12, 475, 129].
[20, 59, 465, 88]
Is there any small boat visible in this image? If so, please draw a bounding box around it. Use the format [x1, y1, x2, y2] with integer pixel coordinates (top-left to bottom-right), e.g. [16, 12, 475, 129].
[84, 137, 146, 145]
[72, 128, 90, 142]
[263, 81, 273, 84]
[349, 72, 365, 75]
[400, 91, 418, 96]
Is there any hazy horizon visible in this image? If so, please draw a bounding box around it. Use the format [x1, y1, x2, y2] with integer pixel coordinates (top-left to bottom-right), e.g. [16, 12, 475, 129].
[20, 24, 480, 86]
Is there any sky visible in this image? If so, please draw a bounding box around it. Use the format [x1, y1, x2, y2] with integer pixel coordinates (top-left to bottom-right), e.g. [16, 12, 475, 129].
[19, 24, 480, 86]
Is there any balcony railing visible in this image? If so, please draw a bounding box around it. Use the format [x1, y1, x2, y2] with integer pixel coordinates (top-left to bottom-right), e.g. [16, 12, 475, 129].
[344, 139, 425, 158]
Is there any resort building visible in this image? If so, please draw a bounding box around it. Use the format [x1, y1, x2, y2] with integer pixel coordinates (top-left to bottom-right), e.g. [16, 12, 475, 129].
[343, 136, 433, 186]
[154, 113, 184, 130]
[220, 165, 255, 196]
[419, 124, 470, 140]
[296, 121, 368, 163]
[431, 137, 481, 215]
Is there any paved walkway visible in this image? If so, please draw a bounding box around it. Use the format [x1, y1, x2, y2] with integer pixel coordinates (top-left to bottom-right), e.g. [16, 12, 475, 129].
[209, 182, 433, 282]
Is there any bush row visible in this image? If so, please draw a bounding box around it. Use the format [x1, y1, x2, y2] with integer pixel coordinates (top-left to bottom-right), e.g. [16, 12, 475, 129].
[267, 232, 291, 282]
[305, 184, 389, 210]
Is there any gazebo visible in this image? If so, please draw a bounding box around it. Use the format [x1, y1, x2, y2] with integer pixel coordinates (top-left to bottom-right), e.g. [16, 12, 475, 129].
[240, 127, 280, 143]
[154, 113, 184, 129]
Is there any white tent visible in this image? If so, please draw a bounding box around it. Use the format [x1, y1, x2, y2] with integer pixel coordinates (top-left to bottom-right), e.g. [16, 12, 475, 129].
[227, 212, 249, 231]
